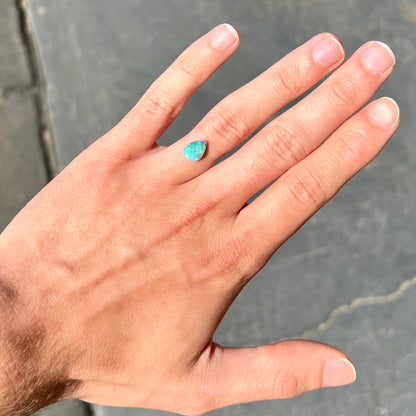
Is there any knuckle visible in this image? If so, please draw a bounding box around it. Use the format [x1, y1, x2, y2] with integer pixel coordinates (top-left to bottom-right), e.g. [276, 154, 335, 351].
[210, 233, 248, 283]
[265, 123, 307, 166]
[230, 214, 276, 281]
[202, 222, 256, 287]
[327, 73, 360, 108]
[208, 107, 251, 144]
[259, 345, 302, 400]
[176, 53, 205, 83]
[174, 191, 218, 231]
[141, 88, 177, 119]
[271, 370, 300, 399]
[335, 126, 371, 164]
[285, 170, 328, 211]
[181, 376, 216, 416]
[270, 64, 304, 98]
[217, 239, 243, 273]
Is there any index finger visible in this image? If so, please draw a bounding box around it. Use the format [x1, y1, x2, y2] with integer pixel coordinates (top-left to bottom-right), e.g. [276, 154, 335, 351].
[110, 24, 240, 158]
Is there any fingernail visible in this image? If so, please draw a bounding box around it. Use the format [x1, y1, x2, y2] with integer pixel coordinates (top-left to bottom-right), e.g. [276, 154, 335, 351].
[210, 24, 239, 51]
[361, 41, 395, 74]
[368, 97, 400, 128]
[323, 358, 356, 388]
[313, 35, 344, 67]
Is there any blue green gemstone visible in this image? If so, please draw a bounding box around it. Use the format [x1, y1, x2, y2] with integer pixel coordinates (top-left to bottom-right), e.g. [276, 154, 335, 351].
[183, 140, 207, 161]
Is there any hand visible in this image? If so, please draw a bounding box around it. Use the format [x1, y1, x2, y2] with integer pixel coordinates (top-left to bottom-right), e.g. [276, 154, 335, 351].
[0, 24, 398, 415]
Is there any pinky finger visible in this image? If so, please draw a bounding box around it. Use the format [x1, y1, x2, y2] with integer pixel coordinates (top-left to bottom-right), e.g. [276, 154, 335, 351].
[234, 97, 400, 266]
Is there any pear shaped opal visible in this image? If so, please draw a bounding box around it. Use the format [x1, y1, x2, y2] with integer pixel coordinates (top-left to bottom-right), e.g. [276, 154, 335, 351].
[183, 140, 207, 162]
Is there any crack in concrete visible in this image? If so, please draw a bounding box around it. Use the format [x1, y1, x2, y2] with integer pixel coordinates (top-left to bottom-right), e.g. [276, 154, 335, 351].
[266, 246, 331, 272]
[1, 85, 39, 97]
[16, 0, 57, 179]
[299, 275, 416, 339]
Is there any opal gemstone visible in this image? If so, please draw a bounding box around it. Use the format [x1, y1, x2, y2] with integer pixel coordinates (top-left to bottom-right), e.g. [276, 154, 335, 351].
[183, 140, 207, 162]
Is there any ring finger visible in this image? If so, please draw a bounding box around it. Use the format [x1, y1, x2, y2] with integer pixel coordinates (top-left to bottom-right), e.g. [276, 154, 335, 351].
[160, 33, 345, 182]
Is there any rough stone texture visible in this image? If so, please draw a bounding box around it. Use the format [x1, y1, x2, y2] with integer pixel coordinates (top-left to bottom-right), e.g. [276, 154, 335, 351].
[0, 0, 31, 86]
[24, 0, 416, 415]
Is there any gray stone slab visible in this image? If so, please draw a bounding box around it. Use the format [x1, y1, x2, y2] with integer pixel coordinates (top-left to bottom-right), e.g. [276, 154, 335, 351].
[25, 0, 416, 415]
[0, 87, 47, 234]
[0, 0, 45, 229]
[93, 408, 164, 416]
[0, 0, 31, 86]
[35, 399, 91, 416]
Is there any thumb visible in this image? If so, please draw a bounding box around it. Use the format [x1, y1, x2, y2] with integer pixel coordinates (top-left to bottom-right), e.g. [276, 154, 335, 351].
[193, 339, 356, 413]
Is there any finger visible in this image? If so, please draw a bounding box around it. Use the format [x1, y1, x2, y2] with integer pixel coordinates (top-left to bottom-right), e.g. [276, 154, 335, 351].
[234, 97, 399, 267]
[187, 340, 356, 413]
[107, 24, 240, 159]
[160, 33, 345, 183]
[212, 41, 396, 210]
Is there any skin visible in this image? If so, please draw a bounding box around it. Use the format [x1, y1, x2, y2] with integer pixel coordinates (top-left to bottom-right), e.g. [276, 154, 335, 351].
[0, 25, 399, 415]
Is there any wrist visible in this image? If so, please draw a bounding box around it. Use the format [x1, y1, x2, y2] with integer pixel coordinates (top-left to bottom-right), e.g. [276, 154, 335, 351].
[0, 249, 81, 415]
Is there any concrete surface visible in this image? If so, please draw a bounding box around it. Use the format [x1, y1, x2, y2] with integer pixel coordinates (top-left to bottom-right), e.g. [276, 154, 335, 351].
[0, 0, 47, 232]
[7, 0, 416, 415]
[0, 0, 31, 86]
[0, 90, 47, 231]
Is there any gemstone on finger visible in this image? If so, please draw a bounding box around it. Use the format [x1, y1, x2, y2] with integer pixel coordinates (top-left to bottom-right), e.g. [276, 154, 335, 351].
[184, 140, 207, 161]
